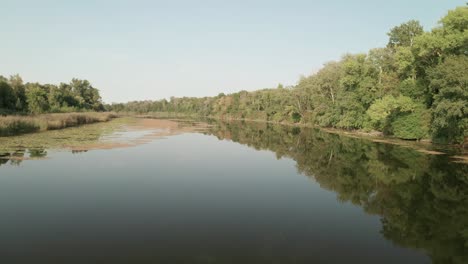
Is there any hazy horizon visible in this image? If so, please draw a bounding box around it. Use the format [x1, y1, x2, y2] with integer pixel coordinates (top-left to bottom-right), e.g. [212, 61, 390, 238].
[1, 0, 464, 103]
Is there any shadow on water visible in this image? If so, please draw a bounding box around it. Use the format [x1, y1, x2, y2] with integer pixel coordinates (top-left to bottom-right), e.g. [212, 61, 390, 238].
[202, 120, 468, 264]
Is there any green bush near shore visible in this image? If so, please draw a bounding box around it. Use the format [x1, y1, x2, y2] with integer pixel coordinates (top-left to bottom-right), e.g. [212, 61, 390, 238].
[0, 112, 117, 136]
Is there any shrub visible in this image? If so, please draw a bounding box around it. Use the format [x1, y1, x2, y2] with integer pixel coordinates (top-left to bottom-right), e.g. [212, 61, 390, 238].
[391, 108, 430, 140]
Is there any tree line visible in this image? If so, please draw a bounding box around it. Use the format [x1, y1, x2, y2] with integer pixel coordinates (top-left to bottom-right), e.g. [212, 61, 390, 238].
[0, 75, 104, 115]
[110, 6, 467, 144]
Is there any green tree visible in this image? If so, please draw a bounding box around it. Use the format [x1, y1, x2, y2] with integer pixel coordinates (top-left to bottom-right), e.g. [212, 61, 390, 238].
[25, 84, 50, 114]
[412, 6, 468, 79]
[387, 20, 424, 48]
[70, 79, 103, 111]
[9, 74, 27, 111]
[0, 79, 16, 112]
[428, 56, 468, 144]
[391, 107, 430, 140]
[366, 95, 429, 139]
[394, 47, 416, 79]
[367, 95, 414, 130]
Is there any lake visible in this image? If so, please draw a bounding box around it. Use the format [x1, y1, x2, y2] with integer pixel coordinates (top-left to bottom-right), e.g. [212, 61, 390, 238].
[0, 118, 466, 264]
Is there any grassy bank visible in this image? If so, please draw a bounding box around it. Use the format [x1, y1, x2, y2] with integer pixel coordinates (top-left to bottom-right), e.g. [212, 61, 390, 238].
[0, 112, 118, 137]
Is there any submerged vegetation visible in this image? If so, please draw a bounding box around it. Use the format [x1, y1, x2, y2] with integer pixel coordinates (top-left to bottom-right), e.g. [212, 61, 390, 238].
[110, 6, 468, 144]
[0, 112, 117, 136]
[0, 118, 127, 166]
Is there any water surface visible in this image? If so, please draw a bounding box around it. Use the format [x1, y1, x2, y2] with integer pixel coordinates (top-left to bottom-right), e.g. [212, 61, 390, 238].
[0, 118, 466, 263]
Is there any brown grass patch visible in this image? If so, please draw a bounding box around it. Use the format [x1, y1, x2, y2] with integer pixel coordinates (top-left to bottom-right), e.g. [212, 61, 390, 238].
[0, 112, 118, 137]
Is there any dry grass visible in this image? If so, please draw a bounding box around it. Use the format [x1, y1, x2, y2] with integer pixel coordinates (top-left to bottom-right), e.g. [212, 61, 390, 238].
[0, 112, 118, 136]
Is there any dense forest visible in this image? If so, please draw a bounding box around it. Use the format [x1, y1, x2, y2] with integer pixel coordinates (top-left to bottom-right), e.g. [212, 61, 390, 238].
[110, 6, 467, 144]
[0, 75, 104, 115]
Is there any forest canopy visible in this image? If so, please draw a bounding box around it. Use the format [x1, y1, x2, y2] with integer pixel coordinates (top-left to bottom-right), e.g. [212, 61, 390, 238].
[110, 6, 467, 144]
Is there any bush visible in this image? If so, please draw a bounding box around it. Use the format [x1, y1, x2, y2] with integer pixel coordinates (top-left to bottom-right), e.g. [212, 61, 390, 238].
[391, 108, 430, 140]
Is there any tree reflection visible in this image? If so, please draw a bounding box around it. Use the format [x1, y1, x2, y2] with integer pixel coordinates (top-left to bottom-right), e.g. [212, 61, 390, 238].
[0, 152, 10, 166]
[205, 120, 468, 264]
[28, 148, 47, 158]
[0, 150, 26, 166]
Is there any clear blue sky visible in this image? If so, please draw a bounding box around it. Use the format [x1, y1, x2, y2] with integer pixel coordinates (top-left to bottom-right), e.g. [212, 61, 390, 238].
[1, 0, 465, 103]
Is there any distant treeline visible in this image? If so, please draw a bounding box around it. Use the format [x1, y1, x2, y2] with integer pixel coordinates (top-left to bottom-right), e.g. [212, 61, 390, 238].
[0, 76, 104, 115]
[110, 6, 467, 144]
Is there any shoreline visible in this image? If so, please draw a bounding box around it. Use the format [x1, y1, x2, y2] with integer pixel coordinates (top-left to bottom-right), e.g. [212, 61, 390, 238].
[133, 113, 467, 156]
[213, 116, 466, 154]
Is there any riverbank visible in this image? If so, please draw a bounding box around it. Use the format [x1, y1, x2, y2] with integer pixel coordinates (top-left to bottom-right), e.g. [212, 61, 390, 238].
[134, 112, 395, 139]
[212, 116, 467, 154]
[0, 112, 118, 137]
[130, 112, 467, 156]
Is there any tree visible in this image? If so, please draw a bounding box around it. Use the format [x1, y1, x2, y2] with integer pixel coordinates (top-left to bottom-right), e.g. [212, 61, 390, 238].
[387, 20, 424, 48]
[9, 74, 27, 111]
[391, 107, 430, 140]
[48, 85, 67, 111]
[0, 79, 16, 112]
[412, 6, 468, 77]
[25, 84, 50, 114]
[440, 6, 468, 34]
[394, 47, 415, 79]
[428, 56, 468, 144]
[366, 95, 413, 130]
[70, 79, 104, 111]
[366, 95, 429, 139]
[368, 47, 399, 96]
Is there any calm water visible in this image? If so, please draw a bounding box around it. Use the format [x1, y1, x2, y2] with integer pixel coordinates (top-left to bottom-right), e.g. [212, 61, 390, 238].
[0, 118, 466, 264]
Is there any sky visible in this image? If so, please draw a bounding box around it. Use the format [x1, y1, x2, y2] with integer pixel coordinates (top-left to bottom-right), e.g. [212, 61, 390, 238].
[0, 0, 465, 103]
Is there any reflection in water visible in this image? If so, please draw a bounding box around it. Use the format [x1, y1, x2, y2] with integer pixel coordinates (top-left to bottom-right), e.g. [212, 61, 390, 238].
[0, 119, 123, 156]
[0, 118, 466, 263]
[0, 149, 47, 166]
[0, 118, 208, 159]
[204, 120, 468, 264]
[71, 149, 89, 154]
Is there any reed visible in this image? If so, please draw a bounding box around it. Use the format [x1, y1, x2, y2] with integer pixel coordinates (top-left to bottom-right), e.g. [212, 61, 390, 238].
[0, 112, 118, 136]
